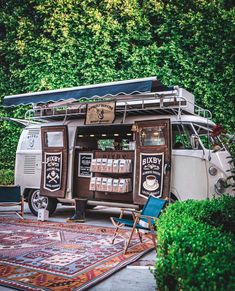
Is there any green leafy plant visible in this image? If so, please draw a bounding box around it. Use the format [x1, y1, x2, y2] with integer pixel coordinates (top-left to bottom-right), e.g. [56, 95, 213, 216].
[0, 169, 14, 185]
[226, 156, 235, 191]
[154, 196, 235, 290]
[0, 0, 234, 172]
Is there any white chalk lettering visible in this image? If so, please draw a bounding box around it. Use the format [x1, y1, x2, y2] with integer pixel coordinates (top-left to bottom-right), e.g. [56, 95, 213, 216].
[143, 157, 161, 165]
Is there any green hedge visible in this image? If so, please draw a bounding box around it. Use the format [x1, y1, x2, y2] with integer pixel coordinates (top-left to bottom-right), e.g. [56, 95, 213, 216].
[0, 169, 14, 185]
[154, 196, 235, 290]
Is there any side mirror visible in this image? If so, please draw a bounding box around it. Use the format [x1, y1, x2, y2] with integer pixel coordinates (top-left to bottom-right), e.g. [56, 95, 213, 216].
[190, 134, 200, 149]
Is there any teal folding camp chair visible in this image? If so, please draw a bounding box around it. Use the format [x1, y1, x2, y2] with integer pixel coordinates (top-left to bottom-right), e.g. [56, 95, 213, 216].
[0, 185, 24, 219]
[110, 196, 166, 253]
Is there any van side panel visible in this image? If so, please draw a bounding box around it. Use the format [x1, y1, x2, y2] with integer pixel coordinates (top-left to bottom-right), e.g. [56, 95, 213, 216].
[171, 151, 208, 200]
[15, 127, 42, 193]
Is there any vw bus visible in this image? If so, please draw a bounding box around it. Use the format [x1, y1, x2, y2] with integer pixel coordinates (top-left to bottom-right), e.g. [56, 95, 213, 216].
[3, 77, 233, 216]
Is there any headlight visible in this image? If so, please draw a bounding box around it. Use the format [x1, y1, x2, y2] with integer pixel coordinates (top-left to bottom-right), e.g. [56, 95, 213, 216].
[214, 178, 227, 195]
[209, 166, 218, 176]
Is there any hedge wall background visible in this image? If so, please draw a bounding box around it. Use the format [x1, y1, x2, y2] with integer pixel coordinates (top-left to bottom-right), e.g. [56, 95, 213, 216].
[0, 0, 234, 171]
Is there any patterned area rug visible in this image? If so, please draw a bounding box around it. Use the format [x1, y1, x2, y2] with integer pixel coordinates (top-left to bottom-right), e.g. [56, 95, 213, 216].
[0, 217, 154, 290]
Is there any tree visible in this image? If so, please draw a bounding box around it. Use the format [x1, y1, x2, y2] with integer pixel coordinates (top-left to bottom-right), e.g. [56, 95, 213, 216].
[0, 0, 234, 171]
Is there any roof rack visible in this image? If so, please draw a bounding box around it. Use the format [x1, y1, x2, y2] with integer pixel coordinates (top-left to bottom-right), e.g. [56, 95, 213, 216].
[25, 87, 212, 122]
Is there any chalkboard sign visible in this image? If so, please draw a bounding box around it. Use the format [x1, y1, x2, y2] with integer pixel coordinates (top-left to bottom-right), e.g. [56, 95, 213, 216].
[138, 152, 164, 198]
[78, 153, 93, 177]
[44, 152, 62, 192]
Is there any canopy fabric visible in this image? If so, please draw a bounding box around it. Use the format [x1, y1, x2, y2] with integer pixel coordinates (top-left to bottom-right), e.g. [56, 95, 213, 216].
[3, 77, 168, 107]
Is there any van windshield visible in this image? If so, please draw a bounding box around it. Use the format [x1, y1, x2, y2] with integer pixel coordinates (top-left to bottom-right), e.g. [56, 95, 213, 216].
[193, 124, 223, 150]
[172, 124, 194, 149]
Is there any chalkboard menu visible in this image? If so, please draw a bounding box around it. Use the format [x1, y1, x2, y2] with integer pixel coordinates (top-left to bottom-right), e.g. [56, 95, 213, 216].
[78, 153, 93, 177]
[138, 152, 164, 198]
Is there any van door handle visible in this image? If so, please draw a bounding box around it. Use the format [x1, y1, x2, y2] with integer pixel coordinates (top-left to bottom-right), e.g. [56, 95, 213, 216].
[164, 162, 171, 175]
[164, 164, 167, 175]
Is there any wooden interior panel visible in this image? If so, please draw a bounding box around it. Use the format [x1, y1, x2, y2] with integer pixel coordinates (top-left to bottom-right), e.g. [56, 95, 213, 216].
[73, 150, 94, 199]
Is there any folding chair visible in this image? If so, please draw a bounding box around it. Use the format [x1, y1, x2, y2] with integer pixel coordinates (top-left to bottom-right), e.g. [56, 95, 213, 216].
[0, 185, 24, 219]
[110, 196, 166, 253]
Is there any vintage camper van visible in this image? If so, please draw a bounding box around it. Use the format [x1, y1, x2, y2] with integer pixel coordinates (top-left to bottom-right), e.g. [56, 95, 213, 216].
[3, 77, 233, 216]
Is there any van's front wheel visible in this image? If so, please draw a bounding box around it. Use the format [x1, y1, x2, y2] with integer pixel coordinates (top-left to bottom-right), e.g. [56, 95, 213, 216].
[28, 190, 57, 216]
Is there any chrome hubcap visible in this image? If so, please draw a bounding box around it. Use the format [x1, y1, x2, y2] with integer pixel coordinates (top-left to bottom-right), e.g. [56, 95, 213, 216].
[31, 190, 48, 212]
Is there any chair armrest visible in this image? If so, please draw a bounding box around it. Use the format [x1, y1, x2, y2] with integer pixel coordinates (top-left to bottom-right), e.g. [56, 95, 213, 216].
[135, 213, 156, 220]
[120, 208, 141, 213]
[118, 208, 140, 220]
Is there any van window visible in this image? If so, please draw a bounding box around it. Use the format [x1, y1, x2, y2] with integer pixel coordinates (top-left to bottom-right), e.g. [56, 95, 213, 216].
[172, 124, 194, 149]
[97, 138, 132, 151]
[76, 125, 133, 151]
[140, 126, 166, 146]
[98, 139, 114, 150]
[46, 131, 64, 147]
[193, 124, 223, 150]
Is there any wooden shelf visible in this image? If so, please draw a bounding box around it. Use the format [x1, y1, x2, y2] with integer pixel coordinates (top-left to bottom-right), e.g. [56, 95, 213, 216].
[91, 171, 132, 174]
[93, 190, 131, 194]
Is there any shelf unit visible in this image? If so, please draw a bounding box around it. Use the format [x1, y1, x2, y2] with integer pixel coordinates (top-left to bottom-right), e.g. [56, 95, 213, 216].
[90, 151, 134, 202]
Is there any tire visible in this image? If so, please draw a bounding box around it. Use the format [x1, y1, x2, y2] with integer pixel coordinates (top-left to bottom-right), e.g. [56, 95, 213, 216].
[28, 189, 57, 216]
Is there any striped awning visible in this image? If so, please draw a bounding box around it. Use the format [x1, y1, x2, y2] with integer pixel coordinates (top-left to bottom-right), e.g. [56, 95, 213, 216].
[3, 77, 169, 107]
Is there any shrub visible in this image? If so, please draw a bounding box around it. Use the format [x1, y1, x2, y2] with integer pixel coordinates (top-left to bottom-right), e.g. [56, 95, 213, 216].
[162, 196, 235, 234]
[154, 197, 235, 290]
[0, 169, 14, 185]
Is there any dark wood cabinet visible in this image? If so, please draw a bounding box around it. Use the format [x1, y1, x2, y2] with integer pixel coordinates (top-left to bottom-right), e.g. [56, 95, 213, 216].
[93, 151, 134, 203]
[73, 150, 135, 203]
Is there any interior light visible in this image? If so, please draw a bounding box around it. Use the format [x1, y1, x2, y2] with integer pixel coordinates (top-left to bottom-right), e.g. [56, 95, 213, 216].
[126, 133, 132, 136]
[90, 134, 95, 137]
[78, 135, 84, 137]
[131, 125, 137, 132]
[114, 134, 119, 136]
[102, 134, 107, 137]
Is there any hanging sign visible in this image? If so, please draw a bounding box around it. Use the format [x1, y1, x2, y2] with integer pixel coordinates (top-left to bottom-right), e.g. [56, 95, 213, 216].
[139, 152, 164, 198]
[44, 152, 62, 192]
[78, 152, 93, 177]
[85, 101, 116, 124]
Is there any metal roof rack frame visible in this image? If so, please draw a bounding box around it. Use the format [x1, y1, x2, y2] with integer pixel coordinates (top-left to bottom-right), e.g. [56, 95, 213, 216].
[25, 87, 212, 122]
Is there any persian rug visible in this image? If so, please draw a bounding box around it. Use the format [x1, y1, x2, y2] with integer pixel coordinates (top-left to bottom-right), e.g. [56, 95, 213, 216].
[0, 217, 154, 290]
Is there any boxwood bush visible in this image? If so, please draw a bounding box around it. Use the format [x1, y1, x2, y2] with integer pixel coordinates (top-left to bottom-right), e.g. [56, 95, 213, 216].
[0, 169, 14, 185]
[154, 196, 235, 290]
